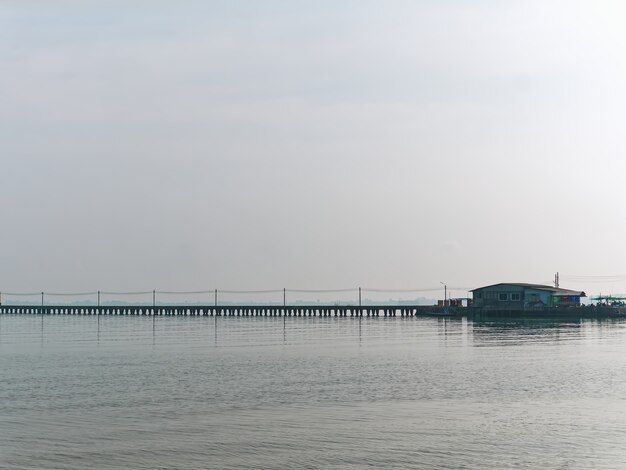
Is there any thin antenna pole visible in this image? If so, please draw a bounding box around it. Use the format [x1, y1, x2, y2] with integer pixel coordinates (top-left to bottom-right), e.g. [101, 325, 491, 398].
[440, 281, 446, 307]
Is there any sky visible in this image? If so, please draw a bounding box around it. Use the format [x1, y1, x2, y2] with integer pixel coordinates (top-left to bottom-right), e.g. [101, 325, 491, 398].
[2, 1, 626, 303]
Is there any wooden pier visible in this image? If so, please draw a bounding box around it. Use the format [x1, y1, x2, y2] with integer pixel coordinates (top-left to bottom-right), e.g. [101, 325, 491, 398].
[3, 304, 618, 318]
[0, 304, 452, 317]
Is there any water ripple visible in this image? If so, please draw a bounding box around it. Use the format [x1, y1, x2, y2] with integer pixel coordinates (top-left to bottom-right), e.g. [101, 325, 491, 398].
[2, 315, 626, 468]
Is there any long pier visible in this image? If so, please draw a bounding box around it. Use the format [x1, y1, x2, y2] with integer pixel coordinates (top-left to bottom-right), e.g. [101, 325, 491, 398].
[0, 304, 450, 317]
[3, 304, 622, 318]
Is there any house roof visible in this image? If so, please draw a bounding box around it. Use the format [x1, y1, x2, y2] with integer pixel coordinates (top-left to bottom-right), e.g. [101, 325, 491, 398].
[470, 283, 586, 297]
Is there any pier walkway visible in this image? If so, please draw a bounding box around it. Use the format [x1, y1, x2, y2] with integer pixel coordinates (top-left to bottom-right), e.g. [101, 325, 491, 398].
[0, 304, 448, 317]
[3, 304, 624, 318]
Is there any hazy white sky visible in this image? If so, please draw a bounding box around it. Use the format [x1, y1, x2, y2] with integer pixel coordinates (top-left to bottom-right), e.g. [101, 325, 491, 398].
[2, 1, 626, 301]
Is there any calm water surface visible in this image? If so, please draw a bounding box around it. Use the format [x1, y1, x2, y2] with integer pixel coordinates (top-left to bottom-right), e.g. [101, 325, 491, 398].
[2, 314, 626, 469]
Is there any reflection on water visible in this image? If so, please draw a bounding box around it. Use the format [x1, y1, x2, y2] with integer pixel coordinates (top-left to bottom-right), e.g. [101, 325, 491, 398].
[2, 315, 626, 469]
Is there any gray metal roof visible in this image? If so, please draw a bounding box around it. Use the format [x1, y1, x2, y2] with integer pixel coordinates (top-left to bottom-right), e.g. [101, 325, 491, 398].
[470, 283, 586, 297]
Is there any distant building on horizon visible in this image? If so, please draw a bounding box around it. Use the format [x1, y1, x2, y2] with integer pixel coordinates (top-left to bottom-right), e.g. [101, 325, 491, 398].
[470, 283, 586, 310]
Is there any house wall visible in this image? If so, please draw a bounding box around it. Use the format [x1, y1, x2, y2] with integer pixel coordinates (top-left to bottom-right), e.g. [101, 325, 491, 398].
[552, 295, 581, 307]
[472, 285, 581, 310]
[472, 284, 526, 310]
[523, 288, 552, 308]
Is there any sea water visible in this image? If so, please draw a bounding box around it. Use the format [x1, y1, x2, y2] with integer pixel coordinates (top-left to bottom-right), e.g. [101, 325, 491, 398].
[2, 314, 626, 469]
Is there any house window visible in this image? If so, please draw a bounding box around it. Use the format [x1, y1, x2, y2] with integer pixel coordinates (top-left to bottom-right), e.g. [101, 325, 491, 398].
[499, 293, 508, 301]
[485, 292, 498, 300]
[511, 293, 521, 301]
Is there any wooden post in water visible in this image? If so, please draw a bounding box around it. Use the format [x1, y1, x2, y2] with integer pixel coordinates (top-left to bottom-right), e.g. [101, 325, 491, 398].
[214, 289, 217, 307]
[283, 288, 286, 335]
